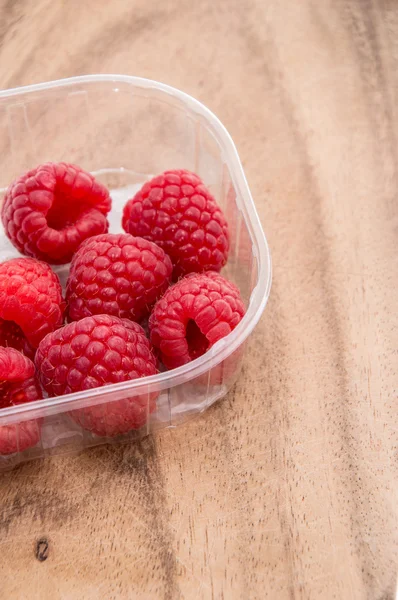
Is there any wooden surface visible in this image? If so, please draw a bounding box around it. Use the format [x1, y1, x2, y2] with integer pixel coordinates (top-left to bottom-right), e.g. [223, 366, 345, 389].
[0, 0, 397, 598]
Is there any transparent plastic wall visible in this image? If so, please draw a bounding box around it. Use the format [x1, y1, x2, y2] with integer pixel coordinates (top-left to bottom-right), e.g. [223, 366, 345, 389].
[0, 76, 270, 468]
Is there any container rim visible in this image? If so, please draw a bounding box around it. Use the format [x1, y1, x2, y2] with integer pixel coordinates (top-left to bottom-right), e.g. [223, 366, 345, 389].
[0, 74, 272, 421]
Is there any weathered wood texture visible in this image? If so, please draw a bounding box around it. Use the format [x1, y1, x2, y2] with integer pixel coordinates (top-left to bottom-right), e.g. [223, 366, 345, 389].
[0, 0, 396, 598]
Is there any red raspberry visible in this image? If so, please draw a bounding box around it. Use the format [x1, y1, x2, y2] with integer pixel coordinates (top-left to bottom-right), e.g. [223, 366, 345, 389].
[0, 258, 65, 352]
[66, 233, 172, 323]
[122, 170, 229, 279]
[0, 320, 35, 359]
[149, 271, 245, 369]
[35, 314, 158, 437]
[0, 347, 42, 455]
[0, 346, 34, 380]
[2, 162, 111, 264]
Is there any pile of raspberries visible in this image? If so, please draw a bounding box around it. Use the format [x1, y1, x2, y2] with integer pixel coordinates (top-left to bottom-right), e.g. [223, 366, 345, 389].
[0, 162, 245, 453]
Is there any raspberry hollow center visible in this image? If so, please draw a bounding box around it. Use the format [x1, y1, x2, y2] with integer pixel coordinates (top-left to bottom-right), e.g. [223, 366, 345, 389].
[0, 319, 33, 357]
[46, 189, 90, 230]
[186, 319, 209, 360]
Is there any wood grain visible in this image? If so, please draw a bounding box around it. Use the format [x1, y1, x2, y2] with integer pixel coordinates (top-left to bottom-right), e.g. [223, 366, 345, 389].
[0, 0, 397, 598]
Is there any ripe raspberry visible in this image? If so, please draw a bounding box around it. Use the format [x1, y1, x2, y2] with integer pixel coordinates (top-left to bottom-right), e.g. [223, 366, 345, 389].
[0, 258, 65, 352]
[122, 170, 229, 279]
[2, 162, 111, 264]
[0, 347, 42, 455]
[0, 346, 34, 380]
[0, 320, 35, 359]
[66, 233, 172, 323]
[35, 314, 158, 437]
[149, 271, 245, 369]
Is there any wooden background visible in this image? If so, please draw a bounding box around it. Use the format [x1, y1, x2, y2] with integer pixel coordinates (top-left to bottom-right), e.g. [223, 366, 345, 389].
[0, 0, 397, 598]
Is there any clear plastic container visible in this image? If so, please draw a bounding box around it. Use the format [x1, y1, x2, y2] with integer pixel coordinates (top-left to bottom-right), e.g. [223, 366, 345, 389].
[0, 75, 272, 468]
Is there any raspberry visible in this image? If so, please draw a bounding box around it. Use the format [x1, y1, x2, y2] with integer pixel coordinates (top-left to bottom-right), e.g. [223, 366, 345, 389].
[0, 258, 65, 352]
[0, 347, 42, 455]
[122, 170, 229, 279]
[0, 320, 35, 359]
[0, 346, 34, 380]
[35, 314, 158, 437]
[66, 233, 172, 323]
[2, 162, 111, 264]
[149, 271, 245, 369]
